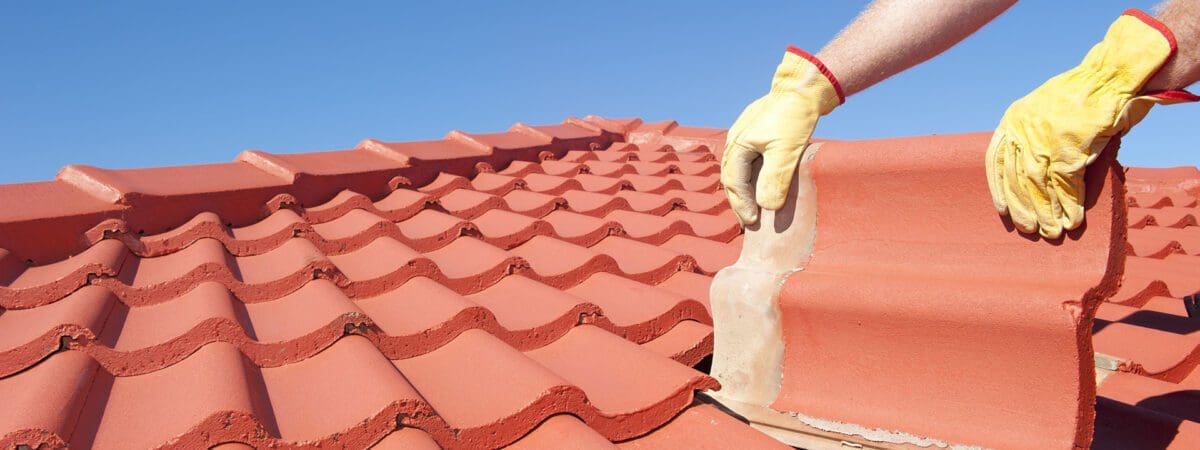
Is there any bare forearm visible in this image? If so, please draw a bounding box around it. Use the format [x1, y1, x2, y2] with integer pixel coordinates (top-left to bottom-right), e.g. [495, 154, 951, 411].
[816, 0, 1017, 96]
[1144, 0, 1200, 91]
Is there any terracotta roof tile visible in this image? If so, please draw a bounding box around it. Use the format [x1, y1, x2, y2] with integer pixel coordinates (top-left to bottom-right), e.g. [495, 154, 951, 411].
[560, 190, 631, 216]
[1132, 225, 1200, 256]
[612, 191, 685, 215]
[770, 133, 1125, 449]
[0, 117, 763, 449]
[523, 325, 716, 420]
[372, 428, 442, 450]
[1080, 167, 1200, 449]
[616, 404, 789, 450]
[566, 273, 710, 344]
[690, 138, 1197, 450]
[539, 210, 621, 245]
[505, 415, 615, 449]
[640, 320, 715, 367]
[1130, 192, 1199, 209]
[1129, 206, 1200, 228]
[501, 189, 566, 217]
[9, 115, 1197, 448]
[465, 275, 596, 337]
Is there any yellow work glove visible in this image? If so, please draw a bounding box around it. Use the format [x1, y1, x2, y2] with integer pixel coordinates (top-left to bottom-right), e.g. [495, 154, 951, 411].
[986, 9, 1198, 239]
[722, 46, 844, 225]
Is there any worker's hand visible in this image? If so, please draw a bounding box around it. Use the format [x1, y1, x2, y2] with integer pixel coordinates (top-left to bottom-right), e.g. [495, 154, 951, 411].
[986, 10, 1197, 239]
[723, 47, 843, 226]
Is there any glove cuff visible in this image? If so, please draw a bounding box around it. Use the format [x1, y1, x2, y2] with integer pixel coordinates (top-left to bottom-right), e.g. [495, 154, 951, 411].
[771, 46, 844, 115]
[1123, 10, 1200, 104]
[1143, 89, 1200, 103]
[1123, 10, 1200, 110]
[784, 46, 845, 105]
[1122, 9, 1177, 52]
[1076, 9, 1179, 97]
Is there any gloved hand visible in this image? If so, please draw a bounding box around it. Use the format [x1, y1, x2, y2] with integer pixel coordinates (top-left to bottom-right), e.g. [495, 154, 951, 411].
[986, 9, 1198, 239]
[722, 46, 844, 226]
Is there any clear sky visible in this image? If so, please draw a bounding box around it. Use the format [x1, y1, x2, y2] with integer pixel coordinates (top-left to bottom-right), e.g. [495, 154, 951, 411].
[1, 1, 1196, 183]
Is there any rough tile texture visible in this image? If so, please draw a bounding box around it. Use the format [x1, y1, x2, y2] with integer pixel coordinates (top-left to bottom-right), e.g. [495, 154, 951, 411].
[770, 134, 1125, 449]
[1090, 166, 1200, 450]
[2, 115, 1195, 450]
[0, 117, 783, 449]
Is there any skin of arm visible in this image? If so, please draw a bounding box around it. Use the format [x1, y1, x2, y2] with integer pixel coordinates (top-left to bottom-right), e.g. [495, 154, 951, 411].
[1145, 0, 1200, 91]
[721, 0, 1016, 226]
[816, 0, 1018, 96]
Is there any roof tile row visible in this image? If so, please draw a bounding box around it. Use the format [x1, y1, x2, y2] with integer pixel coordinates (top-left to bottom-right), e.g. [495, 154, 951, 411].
[1089, 167, 1200, 449]
[10, 114, 1200, 449]
[0, 117, 782, 449]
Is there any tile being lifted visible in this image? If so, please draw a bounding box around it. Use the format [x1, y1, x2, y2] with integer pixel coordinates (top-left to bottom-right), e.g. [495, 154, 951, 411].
[710, 133, 1126, 449]
[777, 134, 1124, 449]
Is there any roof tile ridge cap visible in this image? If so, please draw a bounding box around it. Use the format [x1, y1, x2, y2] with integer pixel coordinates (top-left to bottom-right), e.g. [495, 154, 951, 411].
[56, 164, 126, 204]
[356, 138, 413, 164]
[235, 149, 300, 183]
[583, 116, 644, 134]
[563, 116, 604, 134]
[763, 133, 1123, 449]
[644, 119, 681, 135]
[509, 122, 556, 142]
[1063, 143, 1127, 304]
[444, 130, 495, 153]
[1068, 144, 1128, 448]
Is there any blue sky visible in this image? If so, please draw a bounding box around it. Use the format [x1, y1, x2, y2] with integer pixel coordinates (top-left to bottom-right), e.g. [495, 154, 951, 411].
[1, 1, 1195, 183]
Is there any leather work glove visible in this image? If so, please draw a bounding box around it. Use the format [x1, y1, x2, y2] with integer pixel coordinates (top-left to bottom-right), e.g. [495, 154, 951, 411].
[986, 9, 1198, 239]
[722, 46, 844, 226]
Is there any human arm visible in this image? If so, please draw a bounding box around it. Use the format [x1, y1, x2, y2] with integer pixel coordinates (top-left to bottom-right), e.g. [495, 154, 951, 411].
[817, 0, 1018, 97]
[1145, 0, 1200, 92]
[723, 0, 1018, 226]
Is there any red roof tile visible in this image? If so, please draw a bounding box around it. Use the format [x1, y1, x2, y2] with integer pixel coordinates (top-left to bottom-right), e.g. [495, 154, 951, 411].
[687, 134, 1198, 449]
[767, 133, 1126, 449]
[0, 117, 761, 449]
[6, 115, 1200, 449]
[734, 156, 1198, 449]
[1084, 167, 1200, 449]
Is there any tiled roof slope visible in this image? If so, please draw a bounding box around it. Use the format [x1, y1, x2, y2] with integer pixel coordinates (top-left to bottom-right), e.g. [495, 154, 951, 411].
[4, 114, 1199, 449]
[1091, 166, 1200, 450]
[0, 117, 790, 449]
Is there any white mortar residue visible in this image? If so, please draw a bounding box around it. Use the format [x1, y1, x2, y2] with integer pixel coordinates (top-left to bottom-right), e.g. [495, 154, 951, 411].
[786, 410, 986, 450]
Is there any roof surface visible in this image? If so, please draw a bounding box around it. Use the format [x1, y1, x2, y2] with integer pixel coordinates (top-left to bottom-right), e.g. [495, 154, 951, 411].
[1091, 166, 1200, 449]
[0, 116, 1197, 449]
[0, 117, 788, 449]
